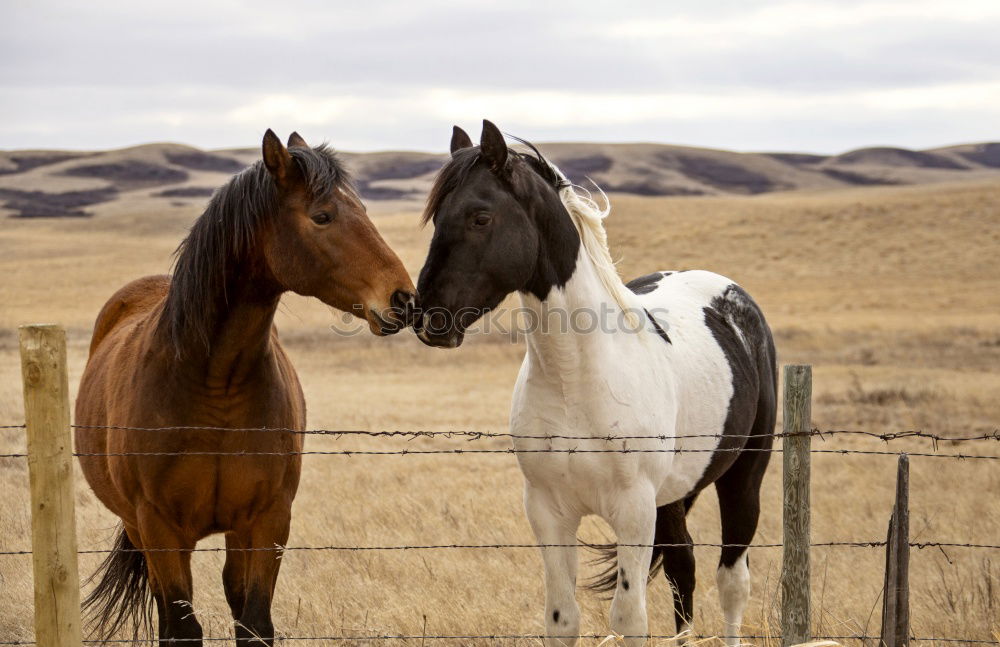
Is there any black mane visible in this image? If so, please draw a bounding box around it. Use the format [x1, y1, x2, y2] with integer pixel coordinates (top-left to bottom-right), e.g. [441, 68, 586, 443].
[422, 136, 564, 225]
[161, 144, 350, 356]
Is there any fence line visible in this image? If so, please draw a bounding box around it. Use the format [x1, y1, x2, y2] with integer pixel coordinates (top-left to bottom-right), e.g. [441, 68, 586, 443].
[9, 328, 999, 646]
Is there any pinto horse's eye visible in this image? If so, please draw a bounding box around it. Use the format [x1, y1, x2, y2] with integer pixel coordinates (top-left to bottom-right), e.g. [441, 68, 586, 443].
[471, 213, 492, 229]
[311, 212, 334, 225]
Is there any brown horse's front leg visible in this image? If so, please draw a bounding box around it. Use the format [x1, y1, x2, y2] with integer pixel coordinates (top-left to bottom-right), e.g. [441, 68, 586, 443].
[223, 532, 249, 622]
[135, 503, 203, 646]
[231, 502, 292, 647]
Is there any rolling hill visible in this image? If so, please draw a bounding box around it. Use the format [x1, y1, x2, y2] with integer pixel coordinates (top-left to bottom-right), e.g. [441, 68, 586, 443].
[2, 140, 998, 218]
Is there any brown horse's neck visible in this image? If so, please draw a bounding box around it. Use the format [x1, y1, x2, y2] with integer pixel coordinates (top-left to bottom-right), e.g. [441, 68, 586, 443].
[162, 270, 284, 382]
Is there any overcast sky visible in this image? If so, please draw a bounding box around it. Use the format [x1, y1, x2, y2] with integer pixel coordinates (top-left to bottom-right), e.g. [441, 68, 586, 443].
[2, 0, 998, 153]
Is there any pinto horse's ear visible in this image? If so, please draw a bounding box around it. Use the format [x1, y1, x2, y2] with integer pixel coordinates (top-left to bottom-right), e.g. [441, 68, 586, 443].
[262, 129, 296, 187]
[450, 125, 473, 156]
[480, 119, 508, 173]
[287, 131, 308, 149]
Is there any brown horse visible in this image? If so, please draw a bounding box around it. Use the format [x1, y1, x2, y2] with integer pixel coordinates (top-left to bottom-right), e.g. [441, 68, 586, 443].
[75, 130, 416, 646]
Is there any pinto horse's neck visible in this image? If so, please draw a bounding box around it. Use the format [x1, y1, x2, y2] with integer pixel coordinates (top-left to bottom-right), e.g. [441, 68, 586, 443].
[518, 199, 649, 387]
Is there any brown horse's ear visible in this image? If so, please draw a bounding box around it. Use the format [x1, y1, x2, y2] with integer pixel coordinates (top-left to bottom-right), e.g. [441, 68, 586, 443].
[450, 125, 473, 156]
[287, 131, 308, 149]
[262, 129, 294, 186]
[480, 119, 508, 173]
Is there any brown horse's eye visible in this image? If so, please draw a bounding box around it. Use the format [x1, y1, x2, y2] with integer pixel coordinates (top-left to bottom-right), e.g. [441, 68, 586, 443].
[471, 213, 492, 228]
[311, 212, 334, 225]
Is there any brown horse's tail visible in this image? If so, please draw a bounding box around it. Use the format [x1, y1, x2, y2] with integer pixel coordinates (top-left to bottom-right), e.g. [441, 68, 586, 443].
[83, 526, 153, 640]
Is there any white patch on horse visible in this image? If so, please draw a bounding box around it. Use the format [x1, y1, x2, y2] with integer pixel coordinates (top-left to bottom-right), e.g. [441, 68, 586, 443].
[717, 550, 751, 647]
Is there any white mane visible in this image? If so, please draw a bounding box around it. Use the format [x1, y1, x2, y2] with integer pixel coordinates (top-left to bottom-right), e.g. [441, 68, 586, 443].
[549, 163, 641, 329]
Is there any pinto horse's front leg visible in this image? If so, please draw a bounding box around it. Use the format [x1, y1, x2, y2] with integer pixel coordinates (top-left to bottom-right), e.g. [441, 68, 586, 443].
[605, 485, 657, 647]
[525, 484, 582, 647]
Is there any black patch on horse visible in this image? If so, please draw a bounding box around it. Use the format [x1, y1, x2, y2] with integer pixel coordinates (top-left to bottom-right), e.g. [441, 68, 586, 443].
[691, 285, 773, 494]
[645, 309, 671, 344]
[626, 272, 663, 295]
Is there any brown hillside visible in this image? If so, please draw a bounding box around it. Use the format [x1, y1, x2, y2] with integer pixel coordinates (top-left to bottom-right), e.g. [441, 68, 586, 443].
[2, 140, 999, 218]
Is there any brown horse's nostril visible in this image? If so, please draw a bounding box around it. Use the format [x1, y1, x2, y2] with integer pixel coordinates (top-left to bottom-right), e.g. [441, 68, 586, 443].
[391, 289, 419, 327]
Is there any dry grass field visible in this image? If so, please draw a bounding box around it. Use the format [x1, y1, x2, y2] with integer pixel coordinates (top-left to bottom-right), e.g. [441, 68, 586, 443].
[1, 176, 998, 645]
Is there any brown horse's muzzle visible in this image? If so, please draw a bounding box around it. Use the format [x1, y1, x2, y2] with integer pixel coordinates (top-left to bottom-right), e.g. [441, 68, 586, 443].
[367, 289, 419, 335]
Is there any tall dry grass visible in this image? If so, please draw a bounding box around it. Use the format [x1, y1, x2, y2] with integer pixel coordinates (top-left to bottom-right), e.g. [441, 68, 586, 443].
[1, 179, 998, 644]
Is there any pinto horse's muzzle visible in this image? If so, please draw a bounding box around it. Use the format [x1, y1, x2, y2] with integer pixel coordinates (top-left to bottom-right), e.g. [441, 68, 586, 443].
[412, 302, 479, 349]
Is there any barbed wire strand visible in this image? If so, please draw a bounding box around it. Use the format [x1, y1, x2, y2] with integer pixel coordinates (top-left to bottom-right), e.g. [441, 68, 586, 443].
[4, 446, 998, 460]
[68, 424, 1000, 444]
[65, 447, 1000, 460]
[1, 540, 997, 557]
[1, 633, 997, 645]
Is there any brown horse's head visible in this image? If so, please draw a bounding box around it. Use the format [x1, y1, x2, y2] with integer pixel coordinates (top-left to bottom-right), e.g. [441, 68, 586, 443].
[260, 130, 416, 335]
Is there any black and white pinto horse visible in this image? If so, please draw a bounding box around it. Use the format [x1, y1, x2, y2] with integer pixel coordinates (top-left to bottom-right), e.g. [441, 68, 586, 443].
[415, 121, 777, 647]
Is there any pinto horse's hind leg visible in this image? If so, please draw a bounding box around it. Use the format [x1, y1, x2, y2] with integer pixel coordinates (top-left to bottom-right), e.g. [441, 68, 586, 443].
[229, 503, 292, 647]
[714, 444, 770, 647]
[653, 500, 696, 637]
[524, 484, 582, 647]
[135, 504, 202, 646]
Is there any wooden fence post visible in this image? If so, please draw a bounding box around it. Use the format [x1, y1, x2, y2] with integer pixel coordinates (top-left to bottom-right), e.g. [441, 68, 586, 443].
[880, 454, 910, 647]
[781, 364, 812, 647]
[19, 324, 82, 647]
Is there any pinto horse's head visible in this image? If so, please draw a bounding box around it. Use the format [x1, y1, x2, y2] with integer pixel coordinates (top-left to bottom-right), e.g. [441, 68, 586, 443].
[414, 120, 580, 348]
[260, 130, 417, 335]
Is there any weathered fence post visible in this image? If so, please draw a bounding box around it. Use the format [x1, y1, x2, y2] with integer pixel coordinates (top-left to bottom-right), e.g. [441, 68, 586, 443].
[19, 324, 82, 647]
[781, 364, 812, 647]
[880, 454, 910, 647]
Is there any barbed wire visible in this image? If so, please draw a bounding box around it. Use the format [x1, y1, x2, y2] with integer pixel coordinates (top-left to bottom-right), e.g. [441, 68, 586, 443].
[66, 447, 1000, 460]
[1, 633, 997, 645]
[1, 540, 998, 557]
[68, 424, 1000, 444]
[4, 447, 997, 460]
[4, 425, 997, 462]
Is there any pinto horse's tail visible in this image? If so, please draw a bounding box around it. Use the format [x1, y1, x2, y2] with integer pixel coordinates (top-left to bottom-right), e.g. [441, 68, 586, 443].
[586, 499, 694, 594]
[83, 526, 154, 640]
[584, 541, 628, 594]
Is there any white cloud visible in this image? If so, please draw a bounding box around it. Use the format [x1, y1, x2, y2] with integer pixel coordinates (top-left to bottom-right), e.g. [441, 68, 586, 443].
[607, 0, 1000, 40]
[227, 96, 360, 126]
[1, 0, 998, 151]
